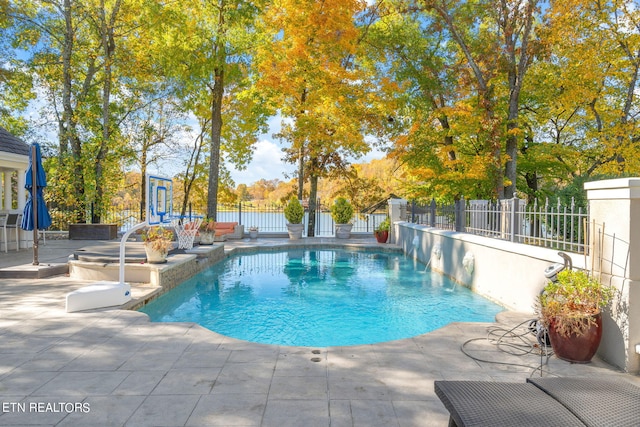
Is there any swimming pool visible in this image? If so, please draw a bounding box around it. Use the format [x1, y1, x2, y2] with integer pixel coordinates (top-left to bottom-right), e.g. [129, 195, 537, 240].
[140, 248, 504, 347]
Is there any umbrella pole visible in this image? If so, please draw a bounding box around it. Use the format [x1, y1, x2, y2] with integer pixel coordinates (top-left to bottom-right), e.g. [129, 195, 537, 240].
[31, 145, 39, 266]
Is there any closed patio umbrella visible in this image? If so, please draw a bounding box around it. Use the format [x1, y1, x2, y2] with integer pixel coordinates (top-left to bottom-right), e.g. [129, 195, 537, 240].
[21, 143, 51, 265]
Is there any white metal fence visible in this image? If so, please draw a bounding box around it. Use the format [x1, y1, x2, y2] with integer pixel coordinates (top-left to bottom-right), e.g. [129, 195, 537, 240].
[409, 197, 589, 254]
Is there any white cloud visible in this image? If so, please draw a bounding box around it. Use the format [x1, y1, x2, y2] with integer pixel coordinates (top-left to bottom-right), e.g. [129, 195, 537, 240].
[229, 138, 296, 185]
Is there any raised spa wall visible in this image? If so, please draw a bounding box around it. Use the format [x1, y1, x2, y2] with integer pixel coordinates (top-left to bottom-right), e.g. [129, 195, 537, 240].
[69, 244, 226, 296]
[391, 177, 640, 374]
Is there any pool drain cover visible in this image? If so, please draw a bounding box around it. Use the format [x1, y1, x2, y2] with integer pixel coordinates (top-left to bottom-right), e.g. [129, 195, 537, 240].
[310, 357, 322, 362]
[311, 349, 321, 354]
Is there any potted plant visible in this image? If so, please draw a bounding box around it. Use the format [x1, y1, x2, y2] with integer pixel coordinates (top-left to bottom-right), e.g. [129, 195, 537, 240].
[331, 197, 354, 239]
[537, 269, 613, 363]
[199, 217, 216, 245]
[141, 225, 174, 263]
[284, 196, 304, 239]
[248, 226, 258, 239]
[374, 217, 390, 243]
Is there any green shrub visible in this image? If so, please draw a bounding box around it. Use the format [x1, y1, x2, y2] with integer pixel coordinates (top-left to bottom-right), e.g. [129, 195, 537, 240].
[284, 196, 304, 224]
[330, 197, 354, 224]
[538, 270, 613, 337]
[376, 217, 390, 232]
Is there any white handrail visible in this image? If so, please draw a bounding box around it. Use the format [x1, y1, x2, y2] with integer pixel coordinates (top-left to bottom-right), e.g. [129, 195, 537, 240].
[118, 221, 148, 285]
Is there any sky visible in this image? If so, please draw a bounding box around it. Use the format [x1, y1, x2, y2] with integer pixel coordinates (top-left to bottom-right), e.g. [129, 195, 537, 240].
[225, 116, 387, 186]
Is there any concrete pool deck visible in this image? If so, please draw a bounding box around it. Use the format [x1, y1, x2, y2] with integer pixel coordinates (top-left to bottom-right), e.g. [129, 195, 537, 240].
[1, 237, 638, 426]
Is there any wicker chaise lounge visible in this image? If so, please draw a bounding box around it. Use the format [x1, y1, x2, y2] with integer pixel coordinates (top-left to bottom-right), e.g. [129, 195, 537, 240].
[434, 377, 640, 427]
[434, 381, 585, 427]
[527, 377, 640, 427]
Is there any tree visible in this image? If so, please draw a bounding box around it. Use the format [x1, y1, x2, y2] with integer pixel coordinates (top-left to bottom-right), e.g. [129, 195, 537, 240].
[256, 0, 381, 236]
[160, 0, 267, 221]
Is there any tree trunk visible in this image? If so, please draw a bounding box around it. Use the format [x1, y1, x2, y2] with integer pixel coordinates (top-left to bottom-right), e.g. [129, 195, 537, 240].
[206, 2, 226, 221]
[180, 128, 205, 218]
[93, 0, 121, 224]
[140, 149, 147, 221]
[297, 146, 304, 200]
[207, 65, 224, 221]
[296, 88, 308, 200]
[307, 162, 319, 237]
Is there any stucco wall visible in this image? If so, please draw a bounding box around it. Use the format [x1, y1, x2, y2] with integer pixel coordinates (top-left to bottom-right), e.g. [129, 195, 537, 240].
[394, 222, 584, 313]
[395, 218, 640, 373]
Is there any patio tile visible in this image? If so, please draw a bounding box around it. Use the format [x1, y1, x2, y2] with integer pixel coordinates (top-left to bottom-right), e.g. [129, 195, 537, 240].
[186, 393, 266, 426]
[151, 368, 218, 395]
[227, 348, 280, 364]
[173, 348, 231, 369]
[349, 399, 398, 427]
[112, 371, 166, 396]
[274, 352, 327, 377]
[117, 347, 183, 371]
[328, 378, 390, 400]
[262, 399, 329, 427]
[328, 399, 353, 427]
[0, 370, 59, 396]
[0, 396, 80, 425]
[392, 399, 450, 427]
[126, 394, 200, 427]
[268, 376, 328, 400]
[32, 370, 130, 396]
[57, 395, 145, 427]
[211, 363, 274, 395]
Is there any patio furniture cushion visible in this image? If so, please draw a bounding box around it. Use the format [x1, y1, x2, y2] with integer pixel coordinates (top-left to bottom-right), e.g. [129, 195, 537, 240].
[214, 222, 242, 239]
[434, 380, 585, 427]
[527, 377, 640, 427]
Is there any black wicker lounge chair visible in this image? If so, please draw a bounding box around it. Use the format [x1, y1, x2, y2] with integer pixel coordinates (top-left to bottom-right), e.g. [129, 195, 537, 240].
[527, 377, 640, 427]
[435, 377, 640, 427]
[434, 381, 585, 427]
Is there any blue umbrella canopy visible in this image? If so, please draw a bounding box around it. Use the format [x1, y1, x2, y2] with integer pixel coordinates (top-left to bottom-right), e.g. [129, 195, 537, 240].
[22, 143, 52, 231]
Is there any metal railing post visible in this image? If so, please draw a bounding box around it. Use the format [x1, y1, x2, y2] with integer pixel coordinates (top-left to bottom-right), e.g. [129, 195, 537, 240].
[455, 197, 465, 232]
[238, 202, 242, 225]
[430, 199, 436, 227]
[509, 197, 520, 242]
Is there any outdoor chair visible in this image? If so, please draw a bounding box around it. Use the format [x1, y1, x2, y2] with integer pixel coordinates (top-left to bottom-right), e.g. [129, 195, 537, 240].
[2, 213, 22, 252]
[434, 377, 640, 427]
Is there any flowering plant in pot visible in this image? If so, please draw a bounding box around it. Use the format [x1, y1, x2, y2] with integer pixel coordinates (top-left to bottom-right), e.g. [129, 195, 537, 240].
[199, 217, 216, 244]
[374, 217, 390, 243]
[537, 269, 613, 363]
[141, 226, 174, 263]
[284, 196, 304, 239]
[330, 197, 354, 239]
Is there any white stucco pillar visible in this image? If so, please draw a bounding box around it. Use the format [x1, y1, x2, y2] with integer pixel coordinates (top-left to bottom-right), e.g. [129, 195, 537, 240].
[17, 169, 25, 210]
[585, 177, 640, 373]
[0, 172, 4, 210]
[388, 198, 407, 244]
[4, 171, 12, 210]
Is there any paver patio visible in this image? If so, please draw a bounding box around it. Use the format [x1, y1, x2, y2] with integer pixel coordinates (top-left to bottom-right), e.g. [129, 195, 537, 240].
[0, 239, 637, 426]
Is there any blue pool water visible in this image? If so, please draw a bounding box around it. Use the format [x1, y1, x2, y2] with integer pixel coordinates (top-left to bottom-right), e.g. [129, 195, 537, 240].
[140, 249, 504, 347]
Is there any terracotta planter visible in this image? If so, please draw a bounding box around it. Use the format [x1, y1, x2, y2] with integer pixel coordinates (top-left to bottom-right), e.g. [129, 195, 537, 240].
[548, 313, 603, 363]
[374, 230, 389, 243]
[143, 243, 168, 264]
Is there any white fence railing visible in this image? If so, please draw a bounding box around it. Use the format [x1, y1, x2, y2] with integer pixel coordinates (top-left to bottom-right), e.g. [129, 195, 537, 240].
[409, 197, 589, 254]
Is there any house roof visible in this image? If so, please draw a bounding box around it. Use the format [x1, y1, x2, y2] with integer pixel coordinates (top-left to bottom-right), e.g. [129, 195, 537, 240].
[0, 126, 30, 156]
